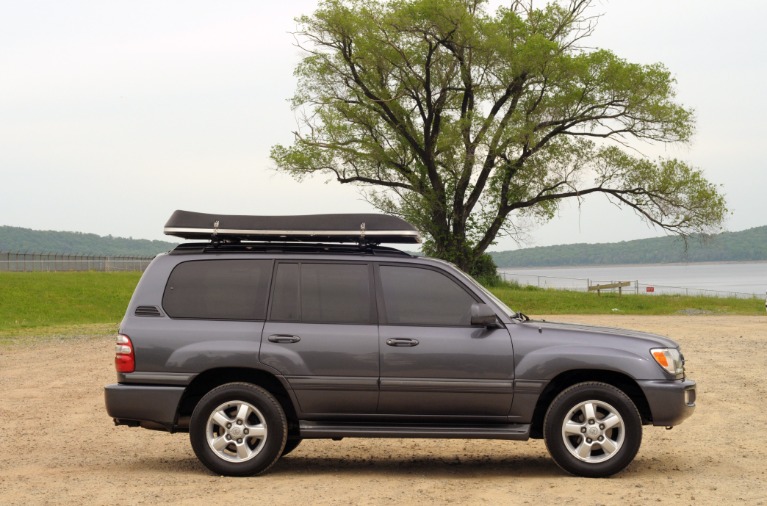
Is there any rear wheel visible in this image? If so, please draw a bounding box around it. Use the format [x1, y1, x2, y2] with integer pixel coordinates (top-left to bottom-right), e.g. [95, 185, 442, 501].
[190, 383, 287, 476]
[544, 382, 642, 478]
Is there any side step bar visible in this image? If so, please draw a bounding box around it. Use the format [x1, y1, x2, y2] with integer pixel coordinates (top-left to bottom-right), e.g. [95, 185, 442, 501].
[298, 421, 530, 440]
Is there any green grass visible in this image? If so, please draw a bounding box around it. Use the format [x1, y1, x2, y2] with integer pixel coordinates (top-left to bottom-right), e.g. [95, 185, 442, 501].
[0, 272, 141, 337]
[0, 272, 762, 340]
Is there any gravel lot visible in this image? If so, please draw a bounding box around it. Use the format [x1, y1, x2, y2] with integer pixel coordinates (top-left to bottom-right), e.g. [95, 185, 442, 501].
[1, 315, 765, 505]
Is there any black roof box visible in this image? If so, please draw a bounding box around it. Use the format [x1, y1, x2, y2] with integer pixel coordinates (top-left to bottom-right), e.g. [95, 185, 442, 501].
[164, 210, 421, 244]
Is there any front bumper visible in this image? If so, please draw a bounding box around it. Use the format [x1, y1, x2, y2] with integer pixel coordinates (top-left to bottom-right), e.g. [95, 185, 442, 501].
[637, 379, 696, 426]
[104, 383, 185, 431]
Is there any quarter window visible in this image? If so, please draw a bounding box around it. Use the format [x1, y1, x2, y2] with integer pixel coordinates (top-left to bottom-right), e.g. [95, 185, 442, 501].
[162, 260, 272, 320]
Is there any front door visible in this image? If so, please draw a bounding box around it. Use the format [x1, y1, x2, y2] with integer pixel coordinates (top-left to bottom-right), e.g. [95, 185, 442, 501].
[376, 264, 514, 418]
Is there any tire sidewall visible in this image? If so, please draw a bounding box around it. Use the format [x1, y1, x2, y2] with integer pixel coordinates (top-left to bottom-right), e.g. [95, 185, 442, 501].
[544, 382, 642, 478]
[190, 383, 287, 477]
[281, 438, 302, 457]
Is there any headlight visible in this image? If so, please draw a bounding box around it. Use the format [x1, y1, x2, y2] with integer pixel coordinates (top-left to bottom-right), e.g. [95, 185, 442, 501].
[650, 348, 684, 377]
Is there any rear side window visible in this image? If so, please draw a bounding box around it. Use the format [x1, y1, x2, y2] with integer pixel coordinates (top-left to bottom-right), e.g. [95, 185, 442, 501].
[379, 265, 476, 326]
[163, 260, 272, 320]
[270, 262, 372, 324]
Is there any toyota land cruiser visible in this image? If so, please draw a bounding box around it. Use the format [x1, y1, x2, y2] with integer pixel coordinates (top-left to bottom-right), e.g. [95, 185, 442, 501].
[104, 210, 696, 478]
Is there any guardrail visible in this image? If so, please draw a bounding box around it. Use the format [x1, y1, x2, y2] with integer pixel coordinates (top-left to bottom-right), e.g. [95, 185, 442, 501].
[0, 251, 154, 272]
[499, 271, 757, 299]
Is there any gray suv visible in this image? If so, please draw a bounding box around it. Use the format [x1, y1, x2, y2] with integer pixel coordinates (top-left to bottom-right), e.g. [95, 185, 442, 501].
[105, 210, 696, 478]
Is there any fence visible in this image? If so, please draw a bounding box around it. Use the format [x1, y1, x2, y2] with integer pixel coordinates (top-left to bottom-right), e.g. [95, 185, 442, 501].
[499, 271, 757, 299]
[0, 252, 154, 272]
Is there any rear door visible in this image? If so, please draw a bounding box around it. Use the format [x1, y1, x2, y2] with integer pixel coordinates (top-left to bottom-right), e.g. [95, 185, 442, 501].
[376, 264, 514, 418]
[259, 261, 379, 416]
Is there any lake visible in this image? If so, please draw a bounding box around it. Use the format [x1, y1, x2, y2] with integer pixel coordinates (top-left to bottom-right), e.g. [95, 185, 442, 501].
[499, 261, 767, 298]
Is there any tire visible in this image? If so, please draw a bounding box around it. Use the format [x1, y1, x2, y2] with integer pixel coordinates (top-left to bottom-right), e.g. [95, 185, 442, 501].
[543, 382, 642, 478]
[281, 438, 302, 456]
[190, 383, 287, 476]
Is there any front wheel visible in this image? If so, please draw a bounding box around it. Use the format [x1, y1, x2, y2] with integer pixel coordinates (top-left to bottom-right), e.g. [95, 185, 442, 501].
[544, 382, 642, 478]
[190, 383, 287, 476]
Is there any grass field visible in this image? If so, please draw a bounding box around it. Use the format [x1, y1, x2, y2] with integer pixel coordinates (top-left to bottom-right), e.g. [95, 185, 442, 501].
[0, 272, 141, 337]
[0, 271, 762, 338]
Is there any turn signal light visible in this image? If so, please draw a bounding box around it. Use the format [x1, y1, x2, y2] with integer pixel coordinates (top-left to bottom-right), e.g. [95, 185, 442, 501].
[650, 347, 684, 377]
[652, 350, 669, 367]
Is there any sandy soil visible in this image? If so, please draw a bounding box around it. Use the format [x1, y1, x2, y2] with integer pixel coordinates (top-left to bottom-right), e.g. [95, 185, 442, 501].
[1, 315, 766, 505]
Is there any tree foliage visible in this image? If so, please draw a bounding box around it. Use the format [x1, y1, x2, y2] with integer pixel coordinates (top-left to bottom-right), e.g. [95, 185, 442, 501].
[271, 0, 727, 273]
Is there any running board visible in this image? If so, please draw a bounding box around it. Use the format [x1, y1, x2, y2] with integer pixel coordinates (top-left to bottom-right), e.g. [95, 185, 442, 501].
[298, 421, 530, 440]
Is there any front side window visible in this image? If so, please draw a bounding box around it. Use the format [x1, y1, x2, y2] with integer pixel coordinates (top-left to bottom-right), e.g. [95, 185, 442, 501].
[162, 259, 272, 320]
[379, 265, 476, 326]
[269, 262, 372, 324]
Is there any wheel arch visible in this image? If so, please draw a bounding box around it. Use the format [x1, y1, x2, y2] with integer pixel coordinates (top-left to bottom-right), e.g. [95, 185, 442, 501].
[176, 368, 298, 431]
[529, 370, 652, 438]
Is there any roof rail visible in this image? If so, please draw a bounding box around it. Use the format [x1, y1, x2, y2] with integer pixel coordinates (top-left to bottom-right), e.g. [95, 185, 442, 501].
[164, 210, 421, 245]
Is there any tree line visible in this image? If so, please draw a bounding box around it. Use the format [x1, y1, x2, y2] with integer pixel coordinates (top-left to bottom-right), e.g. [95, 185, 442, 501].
[0, 226, 178, 257]
[490, 226, 767, 267]
[5, 222, 764, 268]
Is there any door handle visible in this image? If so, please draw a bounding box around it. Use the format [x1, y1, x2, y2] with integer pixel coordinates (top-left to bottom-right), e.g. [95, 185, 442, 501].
[268, 334, 301, 343]
[386, 338, 419, 347]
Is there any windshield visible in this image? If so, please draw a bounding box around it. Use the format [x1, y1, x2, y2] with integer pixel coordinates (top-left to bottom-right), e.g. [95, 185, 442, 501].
[428, 258, 516, 318]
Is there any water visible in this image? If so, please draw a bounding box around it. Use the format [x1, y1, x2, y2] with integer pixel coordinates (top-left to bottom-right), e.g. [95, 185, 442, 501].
[499, 261, 767, 298]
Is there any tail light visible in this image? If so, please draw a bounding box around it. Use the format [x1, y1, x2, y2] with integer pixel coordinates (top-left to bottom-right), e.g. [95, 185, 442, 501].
[115, 334, 135, 373]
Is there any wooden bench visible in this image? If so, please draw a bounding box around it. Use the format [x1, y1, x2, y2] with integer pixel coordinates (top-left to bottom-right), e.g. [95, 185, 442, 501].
[588, 281, 632, 296]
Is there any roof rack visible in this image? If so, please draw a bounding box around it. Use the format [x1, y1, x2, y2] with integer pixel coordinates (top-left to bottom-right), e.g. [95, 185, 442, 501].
[164, 210, 421, 245]
[170, 242, 414, 257]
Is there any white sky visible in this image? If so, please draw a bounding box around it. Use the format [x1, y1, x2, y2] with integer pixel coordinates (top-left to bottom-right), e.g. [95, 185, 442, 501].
[1, 0, 764, 250]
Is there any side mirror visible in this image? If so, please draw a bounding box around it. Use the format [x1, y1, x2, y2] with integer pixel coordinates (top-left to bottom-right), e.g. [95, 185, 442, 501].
[471, 303, 501, 328]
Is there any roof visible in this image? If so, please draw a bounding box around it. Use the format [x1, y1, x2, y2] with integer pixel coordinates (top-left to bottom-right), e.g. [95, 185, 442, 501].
[163, 210, 421, 244]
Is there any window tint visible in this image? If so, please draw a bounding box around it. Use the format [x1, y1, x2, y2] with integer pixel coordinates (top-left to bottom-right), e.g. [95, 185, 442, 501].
[379, 266, 476, 326]
[163, 260, 272, 320]
[270, 263, 300, 321]
[269, 263, 372, 324]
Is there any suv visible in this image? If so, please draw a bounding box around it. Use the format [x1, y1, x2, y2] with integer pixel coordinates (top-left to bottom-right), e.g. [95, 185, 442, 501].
[105, 210, 696, 478]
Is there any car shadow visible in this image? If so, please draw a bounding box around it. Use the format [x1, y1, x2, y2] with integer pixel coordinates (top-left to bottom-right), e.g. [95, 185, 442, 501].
[270, 453, 559, 478]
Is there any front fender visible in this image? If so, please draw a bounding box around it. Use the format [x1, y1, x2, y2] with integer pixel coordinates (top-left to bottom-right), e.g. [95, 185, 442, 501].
[515, 344, 661, 381]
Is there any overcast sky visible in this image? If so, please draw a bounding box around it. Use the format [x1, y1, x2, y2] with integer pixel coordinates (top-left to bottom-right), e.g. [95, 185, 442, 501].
[1, 0, 765, 250]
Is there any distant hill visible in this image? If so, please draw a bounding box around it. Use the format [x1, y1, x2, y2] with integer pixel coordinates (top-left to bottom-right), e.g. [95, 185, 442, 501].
[5, 223, 766, 265]
[0, 226, 178, 257]
[491, 226, 767, 268]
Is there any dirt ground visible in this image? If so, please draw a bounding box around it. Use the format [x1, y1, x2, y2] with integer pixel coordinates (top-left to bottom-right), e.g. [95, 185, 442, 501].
[1, 315, 766, 505]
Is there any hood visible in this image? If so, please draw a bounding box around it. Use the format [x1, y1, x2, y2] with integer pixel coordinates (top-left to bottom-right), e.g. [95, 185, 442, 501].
[526, 319, 679, 349]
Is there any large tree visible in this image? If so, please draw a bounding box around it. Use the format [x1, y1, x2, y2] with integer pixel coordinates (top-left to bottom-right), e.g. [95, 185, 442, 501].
[271, 0, 727, 274]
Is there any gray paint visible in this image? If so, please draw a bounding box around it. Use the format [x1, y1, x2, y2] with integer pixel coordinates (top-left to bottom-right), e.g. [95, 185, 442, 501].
[106, 247, 695, 438]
